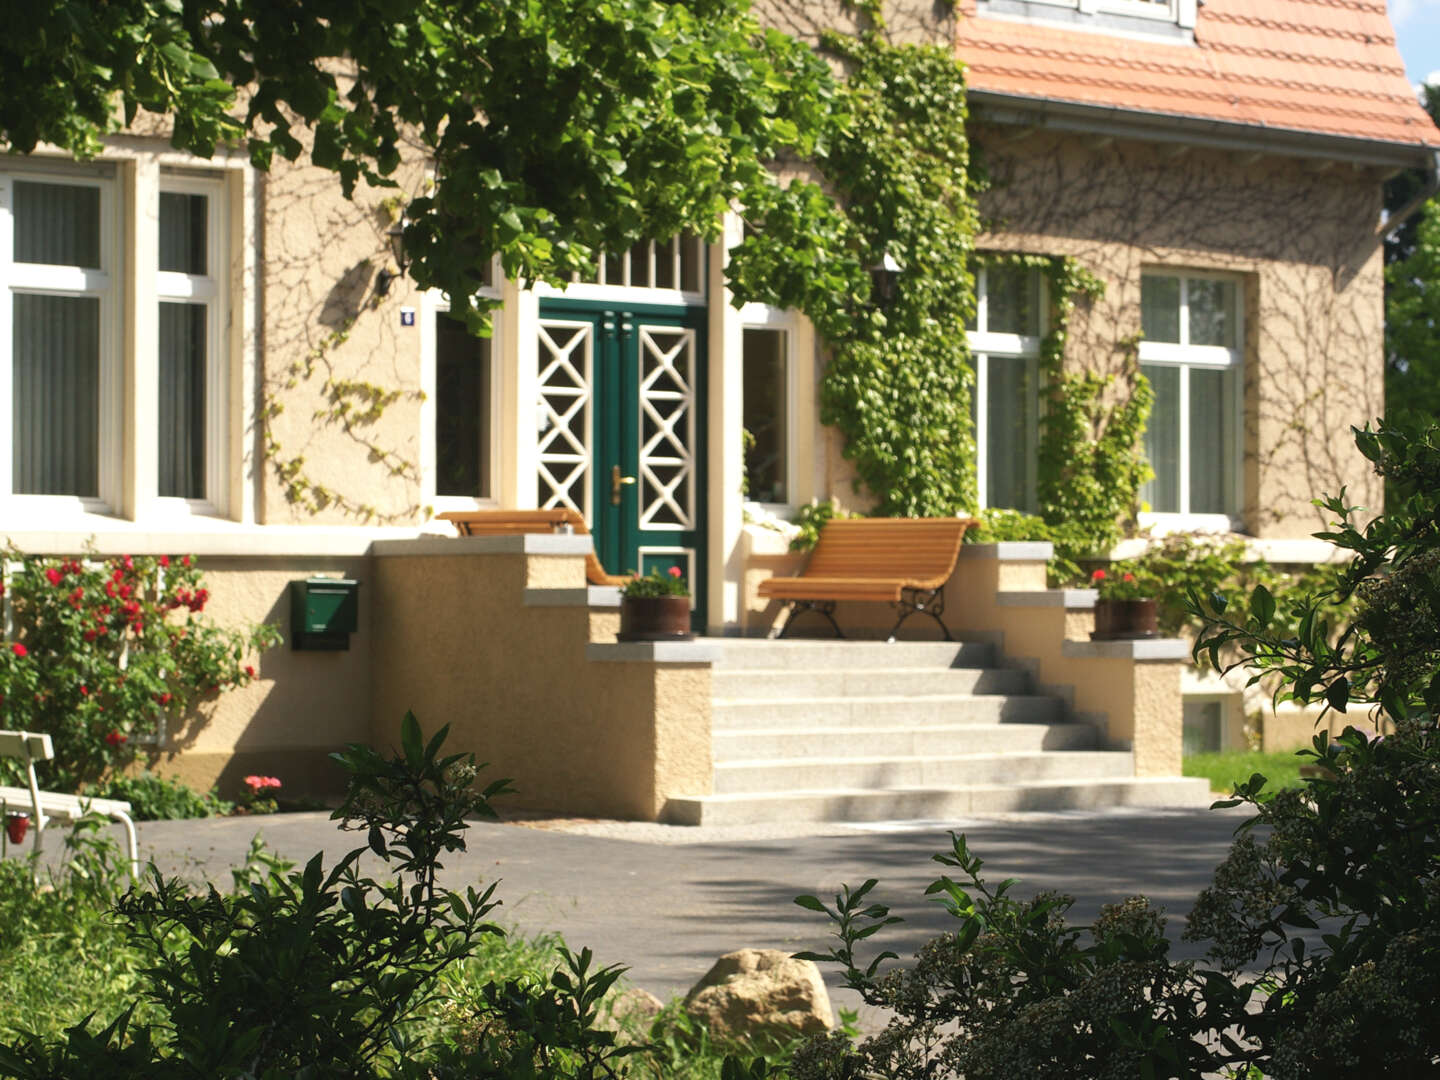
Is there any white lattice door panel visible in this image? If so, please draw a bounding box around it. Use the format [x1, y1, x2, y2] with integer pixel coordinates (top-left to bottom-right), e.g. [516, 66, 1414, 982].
[535, 320, 593, 517]
[636, 326, 696, 531]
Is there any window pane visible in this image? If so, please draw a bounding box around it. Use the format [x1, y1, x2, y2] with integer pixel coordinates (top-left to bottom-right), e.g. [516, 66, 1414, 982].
[742, 328, 788, 504]
[13, 181, 101, 268]
[984, 264, 1040, 336]
[1182, 700, 1223, 755]
[158, 302, 207, 498]
[1141, 363, 1179, 513]
[984, 353, 1036, 511]
[435, 313, 491, 498]
[159, 192, 208, 275]
[1187, 278, 1236, 348]
[1141, 275, 1180, 343]
[1188, 366, 1232, 515]
[13, 293, 100, 495]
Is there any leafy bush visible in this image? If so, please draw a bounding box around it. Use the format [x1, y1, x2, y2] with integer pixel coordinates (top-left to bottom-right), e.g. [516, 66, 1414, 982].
[0, 551, 280, 787]
[0, 819, 148, 1042]
[94, 772, 232, 821]
[0, 714, 673, 1079]
[787, 421, 1440, 1079]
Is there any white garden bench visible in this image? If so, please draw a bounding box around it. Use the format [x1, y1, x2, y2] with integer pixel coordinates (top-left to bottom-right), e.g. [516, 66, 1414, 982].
[0, 730, 140, 879]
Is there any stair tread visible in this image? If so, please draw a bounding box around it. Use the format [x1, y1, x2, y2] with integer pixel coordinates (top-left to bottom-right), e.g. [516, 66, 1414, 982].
[714, 722, 1086, 736]
[714, 750, 1130, 768]
[677, 777, 1205, 801]
[714, 692, 1059, 705]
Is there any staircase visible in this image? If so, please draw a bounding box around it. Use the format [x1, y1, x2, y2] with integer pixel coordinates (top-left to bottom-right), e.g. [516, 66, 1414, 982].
[665, 639, 1210, 825]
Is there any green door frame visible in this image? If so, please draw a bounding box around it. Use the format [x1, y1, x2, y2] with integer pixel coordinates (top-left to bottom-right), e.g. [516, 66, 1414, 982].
[538, 298, 708, 627]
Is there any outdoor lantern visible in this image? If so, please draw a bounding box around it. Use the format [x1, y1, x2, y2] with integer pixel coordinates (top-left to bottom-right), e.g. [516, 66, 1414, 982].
[375, 221, 408, 296]
[868, 250, 902, 307]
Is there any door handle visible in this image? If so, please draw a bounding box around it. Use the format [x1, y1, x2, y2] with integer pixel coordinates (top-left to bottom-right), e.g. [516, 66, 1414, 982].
[611, 464, 637, 505]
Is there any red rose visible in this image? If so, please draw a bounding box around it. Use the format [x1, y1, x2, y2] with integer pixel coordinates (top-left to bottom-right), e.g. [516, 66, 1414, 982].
[1091, 569, 1106, 581]
[83, 629, 98, 642]
[104, 731, 127, 746]
[123, 555, 134, 571]
[159, 554, 170, 568]
[10, 642, 27, 658]
[1123, 572, 1136, 582]
[157, 692, 173, 706]
[45, 567, 63, 585]
[79, 685, 88, 696]
[245, 664, 256, 678]
[667, 566, 682, 578]
[181, 555, 191, 567]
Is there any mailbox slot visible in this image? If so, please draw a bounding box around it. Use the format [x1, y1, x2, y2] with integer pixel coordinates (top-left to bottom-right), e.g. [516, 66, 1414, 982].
[290, 577, 360, 651]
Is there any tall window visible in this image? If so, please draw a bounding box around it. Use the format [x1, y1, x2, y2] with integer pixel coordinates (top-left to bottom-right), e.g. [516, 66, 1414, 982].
[1139, 272, 1242, 520]
[157, 179, 225, 503]
[742, 324, 790, 505]
[1, 173, 115, 501]
[434, 313, 493, 500]
[1, 164, 232, 515]
[967, 262, 1043, 512]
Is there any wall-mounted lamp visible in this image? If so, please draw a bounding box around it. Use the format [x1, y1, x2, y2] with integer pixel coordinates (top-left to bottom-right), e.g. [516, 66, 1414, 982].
[868, 250, 903, 308]
[375, 222, 408, 297]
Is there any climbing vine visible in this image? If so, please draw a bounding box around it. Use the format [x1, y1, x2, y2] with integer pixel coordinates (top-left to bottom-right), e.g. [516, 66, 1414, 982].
[729, 28, 981, 517]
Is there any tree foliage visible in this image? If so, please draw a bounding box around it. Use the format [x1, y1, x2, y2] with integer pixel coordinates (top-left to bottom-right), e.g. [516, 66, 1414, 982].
[5, 0, 838, 325]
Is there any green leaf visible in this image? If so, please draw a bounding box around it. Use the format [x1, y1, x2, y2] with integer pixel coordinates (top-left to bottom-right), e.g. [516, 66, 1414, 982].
[1325, 677, 1350, 713]
[400, 710, 424, 766]
[1249, 583, 1275, 628]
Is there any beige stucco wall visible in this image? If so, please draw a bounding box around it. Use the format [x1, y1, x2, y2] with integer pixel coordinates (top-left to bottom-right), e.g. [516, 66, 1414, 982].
[368, 545, 713, 820]
[973, 129, 1386, 537]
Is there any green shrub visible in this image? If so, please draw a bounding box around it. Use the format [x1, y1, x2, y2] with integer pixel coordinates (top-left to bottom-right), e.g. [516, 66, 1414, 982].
[95, 772, 232, 821]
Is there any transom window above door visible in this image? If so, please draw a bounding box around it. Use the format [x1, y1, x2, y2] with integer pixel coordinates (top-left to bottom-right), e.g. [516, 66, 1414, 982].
[1139, 270, 1243, 523]
[551, 235, 707, 305]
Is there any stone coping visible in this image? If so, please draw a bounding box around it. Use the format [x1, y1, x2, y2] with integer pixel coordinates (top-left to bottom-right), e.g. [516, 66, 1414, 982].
[996, 589, 1097, 608]
[585, 641, 723, 664]
[1061, 638, 1191, 661]
[372, 534, 594, 558]
[524, 586, 622, 608]
[959, 541, 1053, 561]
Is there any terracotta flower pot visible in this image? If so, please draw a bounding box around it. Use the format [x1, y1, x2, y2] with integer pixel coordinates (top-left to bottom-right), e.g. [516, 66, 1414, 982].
[6, 812, 30, 844]
[618, 595, 694, 642]
[1091, 598, 1160, 641]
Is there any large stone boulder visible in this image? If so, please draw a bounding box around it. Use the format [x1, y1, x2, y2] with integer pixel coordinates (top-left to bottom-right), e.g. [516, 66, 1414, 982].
[683, 948, 834, 1042]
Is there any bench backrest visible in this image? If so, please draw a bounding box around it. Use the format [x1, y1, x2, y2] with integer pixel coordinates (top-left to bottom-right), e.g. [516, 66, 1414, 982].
[803, 518, 976, 589]
[434, 509, 629, 587]
[0, 730, 54, 764]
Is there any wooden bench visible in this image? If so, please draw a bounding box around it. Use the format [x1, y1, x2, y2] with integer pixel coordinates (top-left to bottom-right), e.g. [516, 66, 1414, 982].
[435, 509, 629, 587]
[758, 517, 979, 641]
[0, 730, 140, 879]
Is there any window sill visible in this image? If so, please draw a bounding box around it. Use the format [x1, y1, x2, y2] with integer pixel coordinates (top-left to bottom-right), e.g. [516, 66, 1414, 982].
[0, 510, 431, 558]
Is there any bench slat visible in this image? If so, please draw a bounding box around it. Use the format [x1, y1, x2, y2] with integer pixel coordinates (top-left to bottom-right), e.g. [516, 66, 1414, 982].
[437, 509, 629, 587]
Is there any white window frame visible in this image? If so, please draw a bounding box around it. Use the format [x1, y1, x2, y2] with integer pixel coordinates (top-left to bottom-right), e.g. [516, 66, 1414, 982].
[967, 263, 1044, 511]
[737, 302, 797, 514]
[0, 165, 122, 514]
[421, 272, 504, 514]
[154, 173, 229, 517]
[1015, 0, 1195, 27]
[1138, 269, 1244, 532]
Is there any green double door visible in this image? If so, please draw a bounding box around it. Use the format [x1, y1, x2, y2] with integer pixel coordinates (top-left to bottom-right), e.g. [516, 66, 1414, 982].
[536, 300, 706, 626]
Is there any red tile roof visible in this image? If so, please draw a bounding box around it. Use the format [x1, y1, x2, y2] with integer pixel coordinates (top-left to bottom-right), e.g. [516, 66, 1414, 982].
[955, 0, 1440, 152]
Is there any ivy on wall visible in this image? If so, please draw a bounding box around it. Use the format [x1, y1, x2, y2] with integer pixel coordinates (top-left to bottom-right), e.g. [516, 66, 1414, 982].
[729, 28, 981, 517]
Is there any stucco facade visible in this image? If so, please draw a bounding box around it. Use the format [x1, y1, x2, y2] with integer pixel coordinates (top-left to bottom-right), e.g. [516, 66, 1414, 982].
[2, 0, 1435, 795]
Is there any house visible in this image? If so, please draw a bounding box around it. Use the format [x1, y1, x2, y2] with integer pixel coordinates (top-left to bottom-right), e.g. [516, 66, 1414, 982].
[1, 0, 1435, 814]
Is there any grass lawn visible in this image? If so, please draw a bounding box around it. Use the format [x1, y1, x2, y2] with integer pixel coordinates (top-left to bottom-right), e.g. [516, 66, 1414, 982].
[1183, 748, 1310, 794]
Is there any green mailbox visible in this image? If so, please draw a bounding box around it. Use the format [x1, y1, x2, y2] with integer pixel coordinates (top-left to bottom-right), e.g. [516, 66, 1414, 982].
[290, 577, 360, 650]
